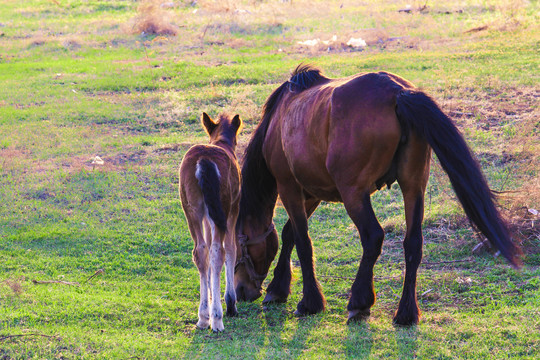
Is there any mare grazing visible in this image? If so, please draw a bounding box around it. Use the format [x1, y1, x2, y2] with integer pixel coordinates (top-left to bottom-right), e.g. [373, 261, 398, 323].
[233, 65, 520, 326]
[179, 113, 242, 332]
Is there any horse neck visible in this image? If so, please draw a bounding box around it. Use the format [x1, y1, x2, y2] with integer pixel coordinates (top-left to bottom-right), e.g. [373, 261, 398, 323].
[211, 139, 236, 158]
[238, 157, 278, 233]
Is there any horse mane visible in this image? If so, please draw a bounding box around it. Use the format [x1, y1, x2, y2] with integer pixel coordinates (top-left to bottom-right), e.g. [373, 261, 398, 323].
[238, 86, 284, 223]
[288, 64, 328, 92]
[238, 64, 329, 224]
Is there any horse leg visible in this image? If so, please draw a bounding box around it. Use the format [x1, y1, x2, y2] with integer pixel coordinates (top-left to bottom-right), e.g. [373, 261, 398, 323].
[278, 187, 325, 315]
[224, 216, 238, 317]
[393, 192, 425, 326]
[206, 218, 225, 332]
[186, 213, 211, 330]
[390, 135, 430, 326]
[342, 191, 385, 323]
[264, 198, 320, 304]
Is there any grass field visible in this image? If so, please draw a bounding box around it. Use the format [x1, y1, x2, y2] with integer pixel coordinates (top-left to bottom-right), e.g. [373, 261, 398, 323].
[0, 0, 539, 358]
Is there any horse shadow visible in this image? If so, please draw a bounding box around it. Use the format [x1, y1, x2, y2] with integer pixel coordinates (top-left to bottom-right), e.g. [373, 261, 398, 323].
[256, 303, 324, 358]
[394, 325, 419, 359]
[181, 301, 325, 359]
[345, 321, 419, 359]
[181, 304, 417, 358]
[345, 321, 374, 358]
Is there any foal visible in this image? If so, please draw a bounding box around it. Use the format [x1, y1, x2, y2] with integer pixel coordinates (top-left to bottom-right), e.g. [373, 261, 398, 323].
[179, 113, 242, 332]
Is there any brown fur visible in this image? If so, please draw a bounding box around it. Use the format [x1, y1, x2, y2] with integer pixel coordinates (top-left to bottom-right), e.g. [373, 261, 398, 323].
[235, 65, 518, 326]
[179, 113, 242, 332]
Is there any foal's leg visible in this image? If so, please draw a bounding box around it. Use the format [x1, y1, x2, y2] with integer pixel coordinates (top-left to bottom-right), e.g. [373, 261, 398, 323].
[224, 216, 238, 317]
[207, 219, 226, 332]
[186, 213, 210, 329]
[264, 198, 320, 304]
[278, 186, 325, 315]
[342, 191, 385, 323]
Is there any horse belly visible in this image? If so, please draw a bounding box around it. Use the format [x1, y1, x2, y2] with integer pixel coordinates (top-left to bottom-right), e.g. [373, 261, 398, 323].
[286, 145, 341, 200]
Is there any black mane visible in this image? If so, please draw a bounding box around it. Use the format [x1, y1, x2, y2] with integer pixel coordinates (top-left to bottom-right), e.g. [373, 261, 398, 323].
[288, 64, 327, 92]
[237, 82, 284, 223]
[238, 64, 329, 224]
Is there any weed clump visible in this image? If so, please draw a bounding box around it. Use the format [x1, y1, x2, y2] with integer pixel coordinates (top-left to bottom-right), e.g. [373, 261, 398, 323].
[129, 0, 180, 36]
[4, 279, 24, 296]
[502, 178, 540, 255]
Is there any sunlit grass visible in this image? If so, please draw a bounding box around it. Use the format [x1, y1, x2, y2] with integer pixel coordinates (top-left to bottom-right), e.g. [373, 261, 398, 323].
[0, 0, 538, 358]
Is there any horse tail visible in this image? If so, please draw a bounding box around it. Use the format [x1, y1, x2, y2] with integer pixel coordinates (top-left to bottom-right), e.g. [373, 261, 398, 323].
[196, 158, 227, 232]
[395, 89, 521, 267]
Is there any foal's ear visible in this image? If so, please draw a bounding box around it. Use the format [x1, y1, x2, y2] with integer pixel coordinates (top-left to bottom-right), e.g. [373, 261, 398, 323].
[232, 114, 243, 134]
[201, 112, 218, 136]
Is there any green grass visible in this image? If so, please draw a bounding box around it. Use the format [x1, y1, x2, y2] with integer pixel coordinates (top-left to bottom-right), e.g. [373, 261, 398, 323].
[1, 0, 539, 358]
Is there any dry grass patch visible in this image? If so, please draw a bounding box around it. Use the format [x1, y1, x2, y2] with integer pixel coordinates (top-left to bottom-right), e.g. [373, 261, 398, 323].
[501, 172, 540, 255]
[26, 34, 52, 47]
[3, 279, 24, 296]
[198, 0, 240, 13]
[61, 36, 82, 50]
[0, 148, 31, 173]
[127, 0, 180, 36]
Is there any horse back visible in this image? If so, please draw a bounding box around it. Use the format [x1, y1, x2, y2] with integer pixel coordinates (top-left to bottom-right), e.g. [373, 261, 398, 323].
[179, 145, 241, 217]
[266, 71, 417, 200]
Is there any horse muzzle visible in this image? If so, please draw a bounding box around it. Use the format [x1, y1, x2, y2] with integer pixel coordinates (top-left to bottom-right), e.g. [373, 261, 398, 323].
[235, 282, 262, 302]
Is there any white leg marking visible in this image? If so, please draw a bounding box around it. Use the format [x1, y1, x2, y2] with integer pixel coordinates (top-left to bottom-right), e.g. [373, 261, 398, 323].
[197, 267, 210, 329]
[195, 219, 212, 330]
[208, 219, 224, 332]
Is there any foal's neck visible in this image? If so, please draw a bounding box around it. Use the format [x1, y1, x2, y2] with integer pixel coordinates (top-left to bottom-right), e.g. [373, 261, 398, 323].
[211, 139, 236, 157]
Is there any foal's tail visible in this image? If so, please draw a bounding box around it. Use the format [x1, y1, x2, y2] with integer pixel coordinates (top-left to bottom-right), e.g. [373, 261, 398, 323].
[395, 90, 521, 267]
[196, 158, 227, 232]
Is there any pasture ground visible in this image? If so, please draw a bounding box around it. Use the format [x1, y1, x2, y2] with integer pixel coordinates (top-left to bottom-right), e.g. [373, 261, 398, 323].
[0, 0, 539, 358]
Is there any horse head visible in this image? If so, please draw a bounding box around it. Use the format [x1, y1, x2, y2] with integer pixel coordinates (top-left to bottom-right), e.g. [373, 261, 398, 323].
[234, 218, 278, 302]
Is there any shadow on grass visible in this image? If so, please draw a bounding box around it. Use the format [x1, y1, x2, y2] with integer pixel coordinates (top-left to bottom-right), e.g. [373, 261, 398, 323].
[345, 321, 373, 359]
[181, 301, 325, 359]
[257, 303, 325, 359]
[395, 325, 419, 359]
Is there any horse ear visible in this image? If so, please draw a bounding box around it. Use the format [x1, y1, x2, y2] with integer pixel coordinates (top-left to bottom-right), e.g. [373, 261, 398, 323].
[201, 112, 218, 135]
[232, 114, 243, 134]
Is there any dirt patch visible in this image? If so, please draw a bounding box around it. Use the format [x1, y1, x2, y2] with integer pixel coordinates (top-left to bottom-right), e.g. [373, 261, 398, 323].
[152, 143, 192, 154]
[24, 188, 56, 201]
[293, 33, 420, 55]
[0, 148, 30, 161]
[0, 147, 31, 173]
[106, 150, 147, 165]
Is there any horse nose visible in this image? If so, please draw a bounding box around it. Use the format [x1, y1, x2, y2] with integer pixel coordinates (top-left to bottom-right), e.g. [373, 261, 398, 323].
[236, 284, 247, 301]
[235, 283, 261, 302]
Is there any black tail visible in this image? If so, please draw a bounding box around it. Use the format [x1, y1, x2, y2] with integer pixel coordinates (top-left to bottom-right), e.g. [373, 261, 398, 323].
[197, 159, 227, 232]
[396, 90, 521, 267]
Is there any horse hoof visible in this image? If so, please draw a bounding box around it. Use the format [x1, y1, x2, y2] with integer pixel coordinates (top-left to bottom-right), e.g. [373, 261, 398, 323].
[196, 323, 209, 330]
[263, 292, 288, 304]
[294, 299, 324, 316]
[226, 308, 238, 317]
[211, 321, 224, 332]
[347, 309, 370, 324]
[392, 313, 419, 327]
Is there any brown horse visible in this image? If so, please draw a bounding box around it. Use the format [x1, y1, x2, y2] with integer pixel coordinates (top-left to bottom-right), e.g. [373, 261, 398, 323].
[233, 65, 520, 326]
[179, 113, 242, 332]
